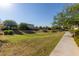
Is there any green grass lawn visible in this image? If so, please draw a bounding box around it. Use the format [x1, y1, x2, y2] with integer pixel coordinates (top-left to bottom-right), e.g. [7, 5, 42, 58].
[5, 32, 55, 43]
[0, 32, 64, 56]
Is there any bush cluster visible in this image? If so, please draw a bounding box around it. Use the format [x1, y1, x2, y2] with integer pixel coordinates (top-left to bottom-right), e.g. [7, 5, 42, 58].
[70, 29, 79, 38]
[74, 30, 79, 36]
[4, 30, 14, 35]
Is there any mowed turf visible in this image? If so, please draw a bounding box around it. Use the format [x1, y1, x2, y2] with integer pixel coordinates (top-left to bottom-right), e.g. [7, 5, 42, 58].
[0, 32, 64, 56]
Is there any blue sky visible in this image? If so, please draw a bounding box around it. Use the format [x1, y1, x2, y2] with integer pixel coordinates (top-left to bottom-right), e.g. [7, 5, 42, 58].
[0, 3, 70, 26]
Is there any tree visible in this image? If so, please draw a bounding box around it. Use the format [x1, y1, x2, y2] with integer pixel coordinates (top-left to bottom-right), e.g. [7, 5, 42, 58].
[53, 12, 69, 30]
[53, 4, 79, 30]
[19, 23, 34, 30]
[34, 26, 39, 31]
[3, 20, 18, 30]
[39, 26, 43, 29]
[66, 4, 79, 29]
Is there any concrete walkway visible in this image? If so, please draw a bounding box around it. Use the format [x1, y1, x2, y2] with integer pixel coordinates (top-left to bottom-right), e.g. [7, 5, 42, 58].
[50, 32, 79, 56]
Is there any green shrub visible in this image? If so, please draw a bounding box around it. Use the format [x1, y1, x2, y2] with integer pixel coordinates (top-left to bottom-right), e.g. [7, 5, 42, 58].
[4, 30, 8, 35]
[8, 30, 14, 35]
[69, 29, 79, 37]
[74, 29, 79, 36]
[4, 30, 14, 35]
[69, 29, 74, 33]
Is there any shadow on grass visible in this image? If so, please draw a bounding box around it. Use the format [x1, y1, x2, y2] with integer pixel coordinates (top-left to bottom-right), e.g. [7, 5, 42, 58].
[13, 30, 23, 35]
[21, 30, 35, 34]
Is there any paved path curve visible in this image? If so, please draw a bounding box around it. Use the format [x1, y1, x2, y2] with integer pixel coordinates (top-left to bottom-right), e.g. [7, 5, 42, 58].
[50, 31, 79, 56]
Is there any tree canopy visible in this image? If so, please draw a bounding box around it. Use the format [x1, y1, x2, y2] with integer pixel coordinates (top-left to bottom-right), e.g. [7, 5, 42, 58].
[3, 20, 18, 30]
[53, 4, 79, 30]
[19, 23, 34, 30]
